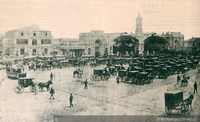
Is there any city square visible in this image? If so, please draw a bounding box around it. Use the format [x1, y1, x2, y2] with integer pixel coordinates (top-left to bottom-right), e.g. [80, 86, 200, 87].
[0, 59, 199, 121]
[0, 0, 200, 122]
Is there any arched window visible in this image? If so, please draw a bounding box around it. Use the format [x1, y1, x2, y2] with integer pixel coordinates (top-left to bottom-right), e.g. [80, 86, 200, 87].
[95, 39, 101, 44]
[88, 48, 91, 55]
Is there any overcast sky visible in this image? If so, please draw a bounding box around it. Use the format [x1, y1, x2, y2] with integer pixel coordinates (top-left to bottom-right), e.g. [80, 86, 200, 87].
[0, 0, 199, 39]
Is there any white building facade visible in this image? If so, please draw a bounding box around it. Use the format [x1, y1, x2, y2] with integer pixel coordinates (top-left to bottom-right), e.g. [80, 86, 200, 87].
[2, 25, 53, 57]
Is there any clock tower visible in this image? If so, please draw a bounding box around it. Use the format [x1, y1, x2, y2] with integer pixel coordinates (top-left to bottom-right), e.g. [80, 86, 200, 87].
[135, 13, 143, 36]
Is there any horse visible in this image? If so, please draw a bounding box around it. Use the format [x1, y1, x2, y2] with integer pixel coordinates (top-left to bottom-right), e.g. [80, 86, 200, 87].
[181, 76, 190, 87]
[73, 68, 83, 78]
[37, 80, 53, 92]
[183, 98, 193, 110]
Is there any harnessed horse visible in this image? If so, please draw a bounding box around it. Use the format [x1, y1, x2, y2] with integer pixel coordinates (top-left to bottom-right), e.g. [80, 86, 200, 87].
[73, 68, 83, 78]
[38, 80, 53, 92]
[181, 76, 190, 87]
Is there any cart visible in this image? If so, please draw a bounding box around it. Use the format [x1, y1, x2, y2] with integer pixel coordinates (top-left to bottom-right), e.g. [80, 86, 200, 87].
[127, 71, 139, 84]
[118, 70, 127, 82]
[14, 78, 38, 94]
[164, 91, 184, 115]
[90, 69, 109, 81]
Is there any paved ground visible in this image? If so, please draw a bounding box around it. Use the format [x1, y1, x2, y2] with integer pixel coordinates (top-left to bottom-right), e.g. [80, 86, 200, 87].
[0, 66, 199, 122]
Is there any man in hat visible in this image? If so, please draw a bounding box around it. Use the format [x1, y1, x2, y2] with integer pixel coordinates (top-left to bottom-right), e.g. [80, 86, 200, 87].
[49, 87, 55, 100]
[177, 74, 181, 85]
[194, 82, 198, 94]
[116, 76, 120, 84]
[69, 93, 73, 107]
[84, 79, 88, 89]
[50, 72, 53, 81]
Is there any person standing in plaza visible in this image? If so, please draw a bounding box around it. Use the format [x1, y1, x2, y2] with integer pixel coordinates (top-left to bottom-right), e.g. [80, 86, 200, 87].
[116, 76, 120, 84]
[183, 73, 186, 80]
[49, 87, 55, 100]
[50, 72, 53, 81]
[69, 94, 73, 107]
[84, 79, 88, 89]
[53, 72, 56, 81]
[177, 74, 181, 85]
[194, 82, 198, 94]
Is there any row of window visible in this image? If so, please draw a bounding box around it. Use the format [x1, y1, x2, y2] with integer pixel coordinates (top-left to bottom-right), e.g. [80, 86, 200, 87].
[16, 39, 51, 45]
[19, 48, 48, 55]
[21, 32, 48, 36]
[87, 47, 109, 55]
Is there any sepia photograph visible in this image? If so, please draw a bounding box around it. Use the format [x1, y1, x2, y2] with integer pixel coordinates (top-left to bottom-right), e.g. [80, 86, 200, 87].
[0, 0, 200, 122]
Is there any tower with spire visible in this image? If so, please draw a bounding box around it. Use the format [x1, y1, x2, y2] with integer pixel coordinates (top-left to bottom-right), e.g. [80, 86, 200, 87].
[135, 13, 143, 36]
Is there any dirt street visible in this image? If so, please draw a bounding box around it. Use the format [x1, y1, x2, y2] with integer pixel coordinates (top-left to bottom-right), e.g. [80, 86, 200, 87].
[0, 67, 199, 122]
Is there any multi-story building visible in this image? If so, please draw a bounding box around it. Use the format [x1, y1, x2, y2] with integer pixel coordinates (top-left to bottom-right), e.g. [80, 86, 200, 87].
[53, 38, 84, 57]
[184, 37, 200, 54]
[2, 25, 53, 57]
[161, 32, 184, 51]
[131, 13, 154, 55]
[0, 34, 4, 56]
[132, 13, 185, 54]
[79, 30, 125, 57]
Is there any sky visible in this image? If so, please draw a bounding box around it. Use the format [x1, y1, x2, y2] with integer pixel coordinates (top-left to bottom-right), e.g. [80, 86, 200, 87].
[0, 0, 199, 40]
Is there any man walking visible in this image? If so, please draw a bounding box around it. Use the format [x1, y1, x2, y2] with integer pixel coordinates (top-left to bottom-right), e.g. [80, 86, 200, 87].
[84, 79, 88, 89]
[177, 74, 181, 85]
[194, 82, 198, 94]
[116, 76, 120, 84]
[69, 93, 73, 107]
[49, 87, 55, 100]
[50, 72, 53, 81]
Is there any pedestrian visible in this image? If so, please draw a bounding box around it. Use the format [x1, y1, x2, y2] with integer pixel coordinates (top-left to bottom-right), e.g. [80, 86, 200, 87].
[49, 87, 55, 100]
[69, 93, 73, 107]
[177, 74, 181, 85]
[50, 72, 53, 80]
[183, 73, 186, 80]
[22, 67, 24, 73]
[116, 76, 120, 84]
[194, 82, 198, 94]
[84, 79, 88, 89]
[54, 72, 56, 81]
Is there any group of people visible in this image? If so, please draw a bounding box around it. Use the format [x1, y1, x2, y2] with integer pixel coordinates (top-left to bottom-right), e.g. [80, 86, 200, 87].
[49, 87, 73, 107]
[48, 72, 88, 108]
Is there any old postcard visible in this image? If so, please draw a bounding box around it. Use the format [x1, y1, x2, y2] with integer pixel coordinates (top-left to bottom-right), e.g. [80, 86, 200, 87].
[0, 0, 199, 122]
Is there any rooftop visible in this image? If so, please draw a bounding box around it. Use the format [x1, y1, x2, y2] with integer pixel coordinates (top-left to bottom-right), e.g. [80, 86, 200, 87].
[7, 24, 50, 32]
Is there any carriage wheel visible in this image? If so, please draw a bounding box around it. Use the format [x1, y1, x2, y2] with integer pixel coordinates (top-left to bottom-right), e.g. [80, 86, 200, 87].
[165, 106, 172, 115]
[141, 79, 145, 85]
[149, 78, 153, 83]
[90, 74, 96, 81]
[14, 85, 24, 94]
[104, 76, 109, 81]
[29, 85, 38, 93]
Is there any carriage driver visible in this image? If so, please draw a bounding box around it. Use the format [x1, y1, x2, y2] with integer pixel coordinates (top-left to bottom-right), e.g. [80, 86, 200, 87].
[77, 67, 81, 73]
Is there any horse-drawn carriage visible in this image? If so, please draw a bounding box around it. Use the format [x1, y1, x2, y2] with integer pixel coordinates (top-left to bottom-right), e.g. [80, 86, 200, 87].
[127, 71, 139, 84]
[108, 66, 117, 76]
[6, 65, 26, 79]
[165, 91, 193, 115]
[136, 72, 152, 85]
[158, 68, 168, 79]
[118, 70, 127, 82]
[14, 78, 37, 94]
[90, 69, 109, 81]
